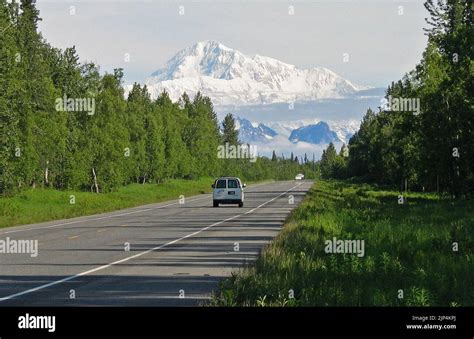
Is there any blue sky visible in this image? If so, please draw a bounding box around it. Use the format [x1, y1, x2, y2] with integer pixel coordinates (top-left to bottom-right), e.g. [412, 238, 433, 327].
[37, 0, 428, 87]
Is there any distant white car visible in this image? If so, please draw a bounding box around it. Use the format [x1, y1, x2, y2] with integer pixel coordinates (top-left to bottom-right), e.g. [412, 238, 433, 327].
[295, 173, 305, 180]
[212, 177, 246, 207]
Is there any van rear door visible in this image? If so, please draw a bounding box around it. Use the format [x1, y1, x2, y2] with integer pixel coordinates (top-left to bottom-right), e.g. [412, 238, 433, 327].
[214, 179, 227, 200]
[227, 179, 241, 200]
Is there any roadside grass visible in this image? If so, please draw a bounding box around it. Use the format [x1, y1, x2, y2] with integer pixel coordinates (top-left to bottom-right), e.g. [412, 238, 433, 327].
[0, 178, 216, 229]
[0, 178, 273, 229]
[210, 180, 474, 306]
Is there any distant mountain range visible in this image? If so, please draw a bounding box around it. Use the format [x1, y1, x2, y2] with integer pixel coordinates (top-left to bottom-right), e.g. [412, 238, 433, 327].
[234, 116, 356, 145]
[143, 40, 371, 106]
[126, 40, 384, 159]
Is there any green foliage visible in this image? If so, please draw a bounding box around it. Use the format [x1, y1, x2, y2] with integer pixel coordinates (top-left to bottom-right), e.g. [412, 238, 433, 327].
[320, 142, 347, 179]
[0, 177, 214, 228]
[211, 180, 474, 306]
[0, 0, 20, 193]
[345, 0, 473, 196]
[0, 1, 317, 198]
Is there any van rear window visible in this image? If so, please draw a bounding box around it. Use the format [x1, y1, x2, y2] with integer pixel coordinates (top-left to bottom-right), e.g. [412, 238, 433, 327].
[216, 180, 226, 188]
[228, 180, 238, 188]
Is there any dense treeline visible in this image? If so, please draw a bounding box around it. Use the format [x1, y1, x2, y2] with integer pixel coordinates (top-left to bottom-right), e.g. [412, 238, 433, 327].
[0, 0, 313, 196]
[320, 0, 473, 196]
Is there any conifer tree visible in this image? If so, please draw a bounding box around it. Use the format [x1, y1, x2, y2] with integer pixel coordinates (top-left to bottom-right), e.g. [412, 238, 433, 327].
[221, 113, 239, 145]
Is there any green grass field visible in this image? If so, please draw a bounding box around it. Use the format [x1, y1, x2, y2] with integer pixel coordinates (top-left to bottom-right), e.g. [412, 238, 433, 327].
[210, 180, 474, 306]
[0, 178, 215, 229]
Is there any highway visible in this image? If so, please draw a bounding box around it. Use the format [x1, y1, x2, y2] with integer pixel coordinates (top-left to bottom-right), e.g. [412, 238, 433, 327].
[0, 180, 312, 306]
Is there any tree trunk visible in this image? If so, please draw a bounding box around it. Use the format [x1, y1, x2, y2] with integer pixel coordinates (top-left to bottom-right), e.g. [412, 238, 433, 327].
[437, 175, 440, 195]
[92, 167, 99, 193]
[44, 161, 49, 187]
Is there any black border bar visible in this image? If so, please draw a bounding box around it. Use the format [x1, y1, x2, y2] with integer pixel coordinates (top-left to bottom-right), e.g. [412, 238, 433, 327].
[0, 307, 473, 338]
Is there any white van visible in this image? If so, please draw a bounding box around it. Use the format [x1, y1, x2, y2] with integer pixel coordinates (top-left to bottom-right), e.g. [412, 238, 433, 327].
[212, 177, 246, 207]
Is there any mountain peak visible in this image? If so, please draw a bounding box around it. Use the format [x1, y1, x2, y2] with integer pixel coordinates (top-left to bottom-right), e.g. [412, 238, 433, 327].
[194, 39, 230, 49]
[183, 40, 234, 58]
[235, 117, 278, 143]
[289, 122, 341, 144]
[145, 41, 363, 105]
[150, 39, 241, 81]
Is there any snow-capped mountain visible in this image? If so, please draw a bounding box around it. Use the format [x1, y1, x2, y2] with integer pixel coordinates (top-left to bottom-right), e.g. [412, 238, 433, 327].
[232, 116, 356, 145]
[235, 117, 277, 144]
[144, 40, 363, 106]
[220, 115, 357, 159]
[288, 122, 340, 144]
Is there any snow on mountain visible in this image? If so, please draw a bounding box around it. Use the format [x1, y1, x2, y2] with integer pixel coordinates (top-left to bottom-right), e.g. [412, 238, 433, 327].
[231, 115, 357, 146]
[127, 40, 366, 156]
[235, 117, 277, 144]
[143, 40, 363, 106]
[328, 120, 359, 144]
[221, 116, 358, 160]
[288, 122, 339, 144]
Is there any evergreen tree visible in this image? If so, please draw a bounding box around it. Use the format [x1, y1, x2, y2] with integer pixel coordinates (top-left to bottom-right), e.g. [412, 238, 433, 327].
[320, 142, 337, 178]
[271, 150, 277, 161]
[221, 113, 239, 145]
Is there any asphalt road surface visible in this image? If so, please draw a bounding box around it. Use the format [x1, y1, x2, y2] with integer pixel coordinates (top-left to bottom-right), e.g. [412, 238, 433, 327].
[0, 180, 312, 306]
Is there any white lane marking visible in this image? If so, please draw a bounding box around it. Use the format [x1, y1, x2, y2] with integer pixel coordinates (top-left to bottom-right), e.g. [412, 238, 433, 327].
[1, 196, 210, 235]
[245, 182, 302, 215]
[0, 182, 302, 302]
